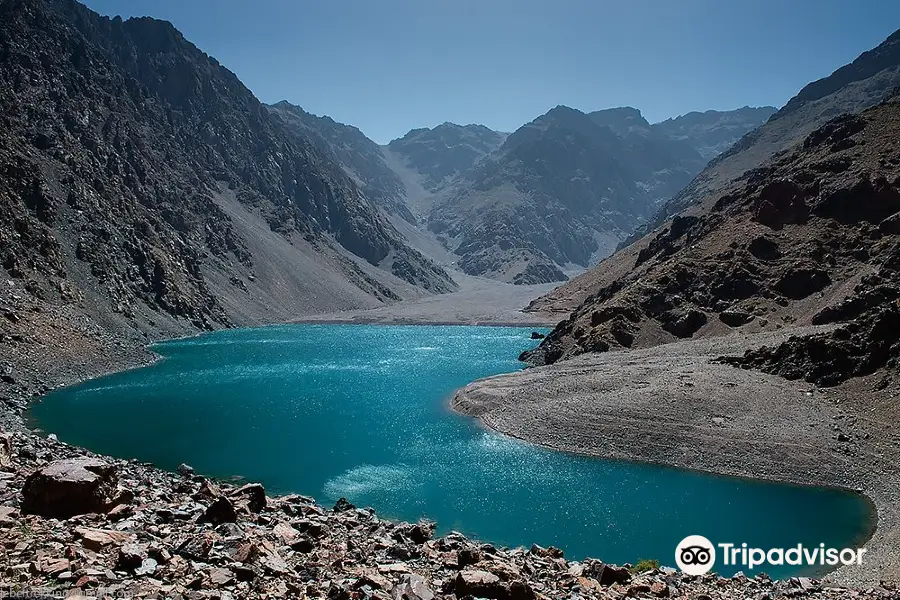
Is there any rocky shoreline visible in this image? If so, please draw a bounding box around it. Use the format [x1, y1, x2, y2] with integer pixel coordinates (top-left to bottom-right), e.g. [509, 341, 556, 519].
[0, 319, 897, 597]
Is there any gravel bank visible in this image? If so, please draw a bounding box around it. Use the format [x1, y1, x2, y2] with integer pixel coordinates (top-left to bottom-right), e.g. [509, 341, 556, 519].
[292, 276, 558, 327]
[451, 327, 900, 587]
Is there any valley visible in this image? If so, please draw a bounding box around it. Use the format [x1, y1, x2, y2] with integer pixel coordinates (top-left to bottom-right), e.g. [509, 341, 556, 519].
[1, 0, 900, 598]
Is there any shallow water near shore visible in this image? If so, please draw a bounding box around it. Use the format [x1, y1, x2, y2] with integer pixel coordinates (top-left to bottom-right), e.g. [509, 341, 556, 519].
[30, 324, 872, 577]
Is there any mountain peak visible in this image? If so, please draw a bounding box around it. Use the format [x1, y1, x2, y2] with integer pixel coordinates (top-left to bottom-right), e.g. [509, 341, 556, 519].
[587, 107, 651, 137]
[780, 27, 900, 118]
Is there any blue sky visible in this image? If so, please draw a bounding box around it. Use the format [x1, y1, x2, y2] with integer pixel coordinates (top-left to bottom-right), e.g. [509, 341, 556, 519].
[82, 0, 900, 144]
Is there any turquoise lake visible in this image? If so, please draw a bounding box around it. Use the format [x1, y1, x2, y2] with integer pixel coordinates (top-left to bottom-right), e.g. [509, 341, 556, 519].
[30, 324, 873, 577]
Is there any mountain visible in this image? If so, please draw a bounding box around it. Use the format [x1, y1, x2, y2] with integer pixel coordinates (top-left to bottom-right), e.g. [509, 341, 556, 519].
[524, 95, 900, 389]
[533, 28, 900, 318]
[259, 103, 774, 288]
[0, 0, 453, 344]
[632, 30, 900, 244]
[386, 123, 507, 192]
[653, 106, 778, 160]
[424, 106, 713, 285]
[267, 101, 416, 223]
[589, 107, 711, 203]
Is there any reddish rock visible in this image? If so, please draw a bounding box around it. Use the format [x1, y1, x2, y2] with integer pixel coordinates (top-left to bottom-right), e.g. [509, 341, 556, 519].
[231, 483, 266, 513]
[200, 496, 237, 525]
[117, 543, 148, 571]
[454, 569, 506, 598]
[21, 458, 119, 519]
[74, 527, 134, 551]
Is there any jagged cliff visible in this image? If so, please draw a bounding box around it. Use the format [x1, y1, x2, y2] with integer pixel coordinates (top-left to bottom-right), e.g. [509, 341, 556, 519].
[0, 0, 454, 347]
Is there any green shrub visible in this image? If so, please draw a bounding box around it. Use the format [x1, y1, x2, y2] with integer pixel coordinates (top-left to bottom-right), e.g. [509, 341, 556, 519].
[630, 558, 660, 574]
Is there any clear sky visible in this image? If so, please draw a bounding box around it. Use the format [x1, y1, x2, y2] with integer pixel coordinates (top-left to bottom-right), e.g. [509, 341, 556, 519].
[81, 0, 900, 144]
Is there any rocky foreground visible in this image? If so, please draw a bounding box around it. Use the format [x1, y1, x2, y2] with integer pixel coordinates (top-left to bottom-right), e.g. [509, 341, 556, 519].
[0, 428, 896, 599]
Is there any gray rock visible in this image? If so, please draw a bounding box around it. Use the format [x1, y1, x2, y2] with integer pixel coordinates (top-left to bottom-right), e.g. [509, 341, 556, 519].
[393, 573, 435, 600]
[0, 433, 11, 469]
[454, 569, 505, 599]
[231, 483, 266, 513]
[21, 458, 119, 519]
[133, 557, 158, 577]
[719, 310, 755, 327]
[118, 543, 148, 571]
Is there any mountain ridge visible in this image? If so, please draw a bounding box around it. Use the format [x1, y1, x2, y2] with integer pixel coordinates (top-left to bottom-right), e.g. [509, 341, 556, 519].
[275, 102, 768, 285]
[0, 0, 454, 346]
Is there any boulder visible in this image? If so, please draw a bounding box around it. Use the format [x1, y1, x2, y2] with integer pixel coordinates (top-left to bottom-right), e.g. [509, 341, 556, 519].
[660, 309, 708, 338]
[199, 496, 237, 525]
[273, 521, 300, 544]
[134, 557, 158, 577]
[404, 520, 436, 544]
[75, 527, 134, 551]
[529, 331, 545, 340]
[333, 497, 355, 512]
[177, 463, 195, 477]
[295, 519, 326, 538]
[453, 569, 505, 599]
[393, 573, 435, 600]
[0, 433, 11, 469]
[118, 543, 149, 571]
[719, 310, 755, 327]
[458, 547, 483, 567]
[816, 177, 900, 225]
[230, 483, 266, 513]
[774, 268, 831, 300]
[753, 179, 809, 229]
[176, 531, 216, 561]
[21, 458, 119, 519]
[595, 564, 631, 586]
[529, 544, 564, 558]
[290, 536, 316, 553]
[509, 580, 537, 600]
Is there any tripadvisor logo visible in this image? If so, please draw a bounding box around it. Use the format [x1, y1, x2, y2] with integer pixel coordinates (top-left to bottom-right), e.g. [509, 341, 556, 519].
[676, 535, 716, 575]
[675, 535, 867, 575]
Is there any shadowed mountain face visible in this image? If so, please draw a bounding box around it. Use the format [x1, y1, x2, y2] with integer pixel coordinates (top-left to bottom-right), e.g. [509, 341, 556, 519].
[0, 0, 453, 337]
[653, 106, 778, 160]
[268, 102, 416, 224]
[386, 123, 508, 192]
[427, 106, 668, 284]
[524, 97, 900, 391]
[424, 105, 760, 284]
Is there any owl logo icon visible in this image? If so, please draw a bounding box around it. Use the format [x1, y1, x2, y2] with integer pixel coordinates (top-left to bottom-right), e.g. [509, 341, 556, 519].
[675, 535, 716, 575]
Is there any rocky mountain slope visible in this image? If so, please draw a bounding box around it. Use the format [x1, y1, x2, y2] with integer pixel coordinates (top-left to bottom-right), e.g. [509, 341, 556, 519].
[427, 107, 672, 284]
[653, 106, 778, 160]
[264, 103, 774, 287]
[532, 28, 900, 316]
[0, 0, 453, 350]
[631, 29, 900, 245]
[425, 105, 774, 285]
[523, 96, 900, 392]
[386, 123, 508, 193]
[268, 101, 417, 224]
